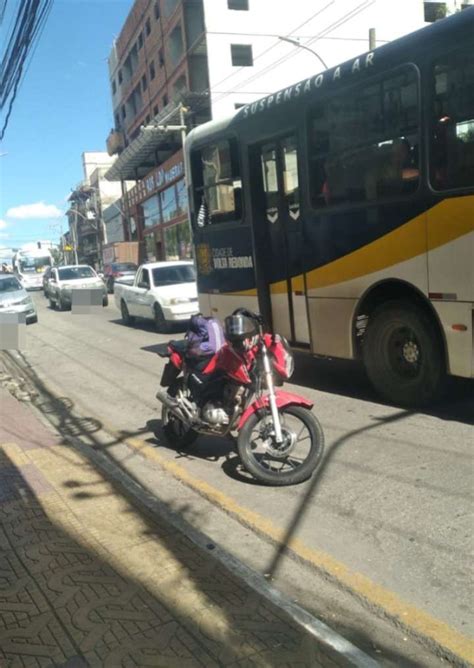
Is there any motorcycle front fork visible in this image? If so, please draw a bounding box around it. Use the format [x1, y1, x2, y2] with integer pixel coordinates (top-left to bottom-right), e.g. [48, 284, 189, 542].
[261, 346, 283, 443]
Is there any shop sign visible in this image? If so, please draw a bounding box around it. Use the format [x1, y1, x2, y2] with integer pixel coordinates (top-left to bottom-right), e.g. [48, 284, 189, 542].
[155, 161, 184, 189]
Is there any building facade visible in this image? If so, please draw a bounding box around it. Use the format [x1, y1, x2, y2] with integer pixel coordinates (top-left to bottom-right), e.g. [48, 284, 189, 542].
[67, 152, 124, 268]
[105, 0, 470, 262]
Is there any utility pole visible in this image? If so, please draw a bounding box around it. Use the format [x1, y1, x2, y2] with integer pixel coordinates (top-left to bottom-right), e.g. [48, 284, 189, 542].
[369, 28, 376, 50]
[72, 207, 79, 264]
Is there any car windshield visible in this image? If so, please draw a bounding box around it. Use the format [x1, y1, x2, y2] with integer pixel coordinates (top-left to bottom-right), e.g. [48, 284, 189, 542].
[113, 263, 137, 272]
[152, 265, 196, 285]
[58, 267, 95, 280]
[0, 277, 22, 293]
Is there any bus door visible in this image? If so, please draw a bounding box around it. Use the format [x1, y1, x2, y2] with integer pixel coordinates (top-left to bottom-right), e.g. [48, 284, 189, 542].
[256, 136, 310, 344]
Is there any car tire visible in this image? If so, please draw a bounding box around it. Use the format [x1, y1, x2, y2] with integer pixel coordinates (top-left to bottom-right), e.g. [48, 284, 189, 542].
[58, 295, 68, 311]
[363, 300, 444, 407]
[154, 303, 170, 334]
[103, 295, 109, 307]
[121, 300, 135, 325]
[49, 296, 55, 310]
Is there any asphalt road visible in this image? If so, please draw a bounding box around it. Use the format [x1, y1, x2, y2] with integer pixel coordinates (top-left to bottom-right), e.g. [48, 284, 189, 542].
[13, 292, 474, 664]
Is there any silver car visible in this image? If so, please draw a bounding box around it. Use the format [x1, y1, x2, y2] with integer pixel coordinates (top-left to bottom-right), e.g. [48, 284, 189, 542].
[48, 265, 108, 311]
[0, 274, 38, 323]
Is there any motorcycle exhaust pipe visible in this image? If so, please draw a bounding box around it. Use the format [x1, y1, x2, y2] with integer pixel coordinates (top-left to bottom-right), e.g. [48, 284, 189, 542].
[156, 389, 192, 426]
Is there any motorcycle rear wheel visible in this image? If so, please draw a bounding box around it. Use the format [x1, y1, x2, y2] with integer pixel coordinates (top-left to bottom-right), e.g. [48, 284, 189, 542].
[237, 405, 324, 486]
[160, 379, 198, 448]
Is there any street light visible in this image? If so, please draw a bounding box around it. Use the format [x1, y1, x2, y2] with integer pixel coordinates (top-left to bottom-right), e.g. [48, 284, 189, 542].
[278, 35, 328, 70]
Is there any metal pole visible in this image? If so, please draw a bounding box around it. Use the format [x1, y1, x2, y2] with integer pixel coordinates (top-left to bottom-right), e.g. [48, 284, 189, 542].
[72, 208, 79, 264]
[369, 28, 376, 50]
[179, 103, 193, 259]
[278, 36, 327, 69]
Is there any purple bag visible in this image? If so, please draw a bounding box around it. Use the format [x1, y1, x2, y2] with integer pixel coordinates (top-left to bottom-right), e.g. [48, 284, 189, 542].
[186, 314, 225, 357]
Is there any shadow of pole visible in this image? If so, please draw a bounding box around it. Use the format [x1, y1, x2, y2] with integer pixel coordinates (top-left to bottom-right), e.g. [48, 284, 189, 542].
[265, 410, 411, 579]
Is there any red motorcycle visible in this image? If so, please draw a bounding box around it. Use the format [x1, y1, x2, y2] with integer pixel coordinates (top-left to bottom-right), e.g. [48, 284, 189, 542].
[156, 309, 324, 486]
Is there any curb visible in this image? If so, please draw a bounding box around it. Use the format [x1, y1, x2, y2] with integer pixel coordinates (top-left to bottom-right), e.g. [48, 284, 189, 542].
[1, 349, 379, 668]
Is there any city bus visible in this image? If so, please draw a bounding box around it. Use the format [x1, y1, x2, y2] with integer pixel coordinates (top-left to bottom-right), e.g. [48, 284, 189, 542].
[12, 246, 53, 290]
[186, 9, 474, 406]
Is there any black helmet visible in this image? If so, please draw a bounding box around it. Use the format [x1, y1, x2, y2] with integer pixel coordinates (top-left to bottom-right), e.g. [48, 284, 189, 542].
[224, 313, 258, 342]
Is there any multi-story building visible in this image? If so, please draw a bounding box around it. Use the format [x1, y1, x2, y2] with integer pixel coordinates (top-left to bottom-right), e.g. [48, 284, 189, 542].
[67, 152, 124, 268]
[105, 0, 470, 262]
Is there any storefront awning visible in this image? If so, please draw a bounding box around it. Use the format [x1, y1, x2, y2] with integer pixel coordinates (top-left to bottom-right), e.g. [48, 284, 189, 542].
[104, 126, 181, 182]
[105, 94, 210, 182]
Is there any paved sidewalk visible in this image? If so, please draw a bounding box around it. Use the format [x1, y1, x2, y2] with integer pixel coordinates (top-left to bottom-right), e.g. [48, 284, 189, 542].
[0, 386, 361, 668]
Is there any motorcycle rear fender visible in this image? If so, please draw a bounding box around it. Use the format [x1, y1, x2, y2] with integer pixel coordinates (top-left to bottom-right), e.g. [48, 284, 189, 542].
[238, 390, 313, 429]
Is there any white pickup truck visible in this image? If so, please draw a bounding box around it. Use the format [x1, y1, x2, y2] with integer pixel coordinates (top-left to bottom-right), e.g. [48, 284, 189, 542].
[114, 261, 199, 332]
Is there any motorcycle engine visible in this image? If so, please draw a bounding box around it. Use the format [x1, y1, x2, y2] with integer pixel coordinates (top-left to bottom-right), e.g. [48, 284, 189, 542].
[201, 384, 245, 427]
[202, 403, 229, 425]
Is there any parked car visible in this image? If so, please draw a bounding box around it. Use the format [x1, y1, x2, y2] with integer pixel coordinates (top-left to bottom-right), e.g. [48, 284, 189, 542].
[0, 274, 38, 323]
[48, 265, 108, 311]
[104, 262, 138, 293]
[114, 261, 199, 332]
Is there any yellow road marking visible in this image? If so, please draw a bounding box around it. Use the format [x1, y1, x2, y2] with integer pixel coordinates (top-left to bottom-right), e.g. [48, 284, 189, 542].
[124, 435, 474, 665]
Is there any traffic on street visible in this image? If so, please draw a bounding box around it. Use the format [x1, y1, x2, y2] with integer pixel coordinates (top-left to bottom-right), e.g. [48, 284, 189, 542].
[3, 289, 471, 666]
[1, 1, 473, 666]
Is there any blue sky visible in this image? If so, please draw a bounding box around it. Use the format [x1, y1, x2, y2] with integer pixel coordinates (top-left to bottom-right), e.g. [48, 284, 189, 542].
[0, 0, 132, 251]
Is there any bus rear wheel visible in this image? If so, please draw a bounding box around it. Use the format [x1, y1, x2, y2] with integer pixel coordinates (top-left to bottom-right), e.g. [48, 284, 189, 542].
[363, 300, 444, 407]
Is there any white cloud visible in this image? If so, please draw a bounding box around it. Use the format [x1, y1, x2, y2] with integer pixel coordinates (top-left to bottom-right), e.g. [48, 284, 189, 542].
[0, 219, 7, 230]
[6, 201, 62, 219]
[0, 233, 9, 239]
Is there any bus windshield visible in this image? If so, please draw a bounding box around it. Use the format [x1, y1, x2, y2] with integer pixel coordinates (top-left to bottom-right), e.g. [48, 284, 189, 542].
[19, 255, 52, 274]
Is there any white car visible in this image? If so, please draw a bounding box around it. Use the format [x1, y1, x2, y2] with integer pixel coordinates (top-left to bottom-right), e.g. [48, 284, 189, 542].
[114, 261, 199, 332]
[48, 265, 108, 311]
[0, 274, 38, 323]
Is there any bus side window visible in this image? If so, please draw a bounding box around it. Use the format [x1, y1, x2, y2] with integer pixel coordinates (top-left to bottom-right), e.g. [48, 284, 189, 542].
[309, 66, 420, 207]
[430, 49, 474, 191]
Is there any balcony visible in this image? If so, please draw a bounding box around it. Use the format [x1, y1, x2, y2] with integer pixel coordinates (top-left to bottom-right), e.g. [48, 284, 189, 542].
[107, 130, 125, 156]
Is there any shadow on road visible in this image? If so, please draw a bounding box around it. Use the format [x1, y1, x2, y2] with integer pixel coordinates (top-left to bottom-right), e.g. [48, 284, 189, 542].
[1, 350, 462, 667]
[108, 317, 188, 335]
[291, 353, 474, 426]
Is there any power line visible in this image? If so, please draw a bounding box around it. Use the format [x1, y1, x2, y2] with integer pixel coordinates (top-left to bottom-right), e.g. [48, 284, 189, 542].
[0, 0, 54, 140]
[211, 0, 375, 107]
[206, 1, 336, 96]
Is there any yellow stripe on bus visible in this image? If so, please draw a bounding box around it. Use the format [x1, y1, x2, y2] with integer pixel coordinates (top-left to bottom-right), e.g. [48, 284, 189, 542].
[306, 196, 473, 291]
[205, 196, 473, 297]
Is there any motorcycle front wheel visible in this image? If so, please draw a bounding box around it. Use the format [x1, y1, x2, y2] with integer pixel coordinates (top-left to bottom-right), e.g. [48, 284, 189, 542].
[237, 405, 324, 486]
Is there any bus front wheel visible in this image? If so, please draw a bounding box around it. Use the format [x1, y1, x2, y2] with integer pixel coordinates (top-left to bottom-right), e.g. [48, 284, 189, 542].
[363, 300, 444, 407]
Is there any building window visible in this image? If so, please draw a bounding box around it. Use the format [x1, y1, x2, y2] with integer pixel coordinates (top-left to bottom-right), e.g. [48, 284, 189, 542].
[118, 69, 123, 84]
[142, 195, 161, 229]
[231, 44, 253, 67]
[150, 60, 156, 80]
[228, 0, 249, 9]
[114, 113, 120, 129]
[191, 139, 242, 224]
[430, 48, 474, 190]
[153, 104, 159, 115]
[159, 48, 165, 68]
[309, 66, 420, 207]
[142, 74, 148, 91]
[138, 32, 143, 49]
[163, 93, 169, 107]
[424, 2, 447, 22]
[154, 2, 160, 19]
[121, 105, 126, 119]
[112, 79, 117, 95]
[146, 17, 151, 36]
[145, 114, 151, 124]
